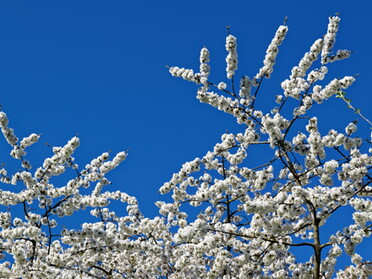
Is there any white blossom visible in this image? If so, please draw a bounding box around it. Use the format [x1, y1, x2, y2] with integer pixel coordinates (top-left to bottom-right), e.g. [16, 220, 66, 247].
[321, 16, 340, 64]
[225, 34, 238, 79]
[256, 25, 288, 79]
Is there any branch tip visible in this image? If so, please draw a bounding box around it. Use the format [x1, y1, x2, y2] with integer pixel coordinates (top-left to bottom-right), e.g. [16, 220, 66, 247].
[283, 16, 288, 25]
[226, 26, 231, 35]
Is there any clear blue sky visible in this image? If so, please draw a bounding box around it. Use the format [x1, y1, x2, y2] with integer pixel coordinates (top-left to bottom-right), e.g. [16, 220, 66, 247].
[0, 0, 371, 270]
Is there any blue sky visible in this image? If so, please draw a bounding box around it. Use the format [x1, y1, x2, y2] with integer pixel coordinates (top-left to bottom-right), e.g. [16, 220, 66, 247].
[0, 0, 371, 271]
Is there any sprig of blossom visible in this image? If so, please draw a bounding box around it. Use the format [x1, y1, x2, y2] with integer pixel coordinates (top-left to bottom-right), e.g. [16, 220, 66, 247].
[255, 25, 288, 79]
[168, 66, 201, 83]
[0, 111, 18, 147]
[321, 16, 340, 64]
[199, 47, 210, 79]
[225, 34, 238, 79]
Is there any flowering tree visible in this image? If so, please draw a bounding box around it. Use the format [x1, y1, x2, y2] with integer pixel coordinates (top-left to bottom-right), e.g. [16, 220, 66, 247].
[0, 16, 371, 279]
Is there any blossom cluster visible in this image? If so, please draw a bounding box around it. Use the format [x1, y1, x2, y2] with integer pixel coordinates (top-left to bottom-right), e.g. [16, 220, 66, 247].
[255, 25, 288, 79]
[225, 35, 238, 79]
[321, 16, 340, 64]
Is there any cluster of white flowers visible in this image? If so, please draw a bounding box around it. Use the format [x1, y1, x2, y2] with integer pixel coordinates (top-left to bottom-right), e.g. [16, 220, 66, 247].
[20, 133, 40, 149]
[225, 34, 238, 79]
[326, 49, 352, 63]
[307, 66, 328, 84]
[281, 38, 324, 100]
[312, 76, 355, 103]
[261, 113, 290, 146]
[321, 16, 340, 64]
[99, 151, 127, 173]
[295, 39, 324, 78]
[239, 75, 252, 99]
[199, 47, 210, 79]
[0, 112, 41, 161]
[168, 66, 201, 83]
[255, 25, 288, 79]
[0, 111, 18, 147]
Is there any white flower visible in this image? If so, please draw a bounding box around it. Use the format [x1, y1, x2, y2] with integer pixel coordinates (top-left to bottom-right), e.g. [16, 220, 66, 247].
[345, 122, 357, 134]
[217, 82, 227, 90]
